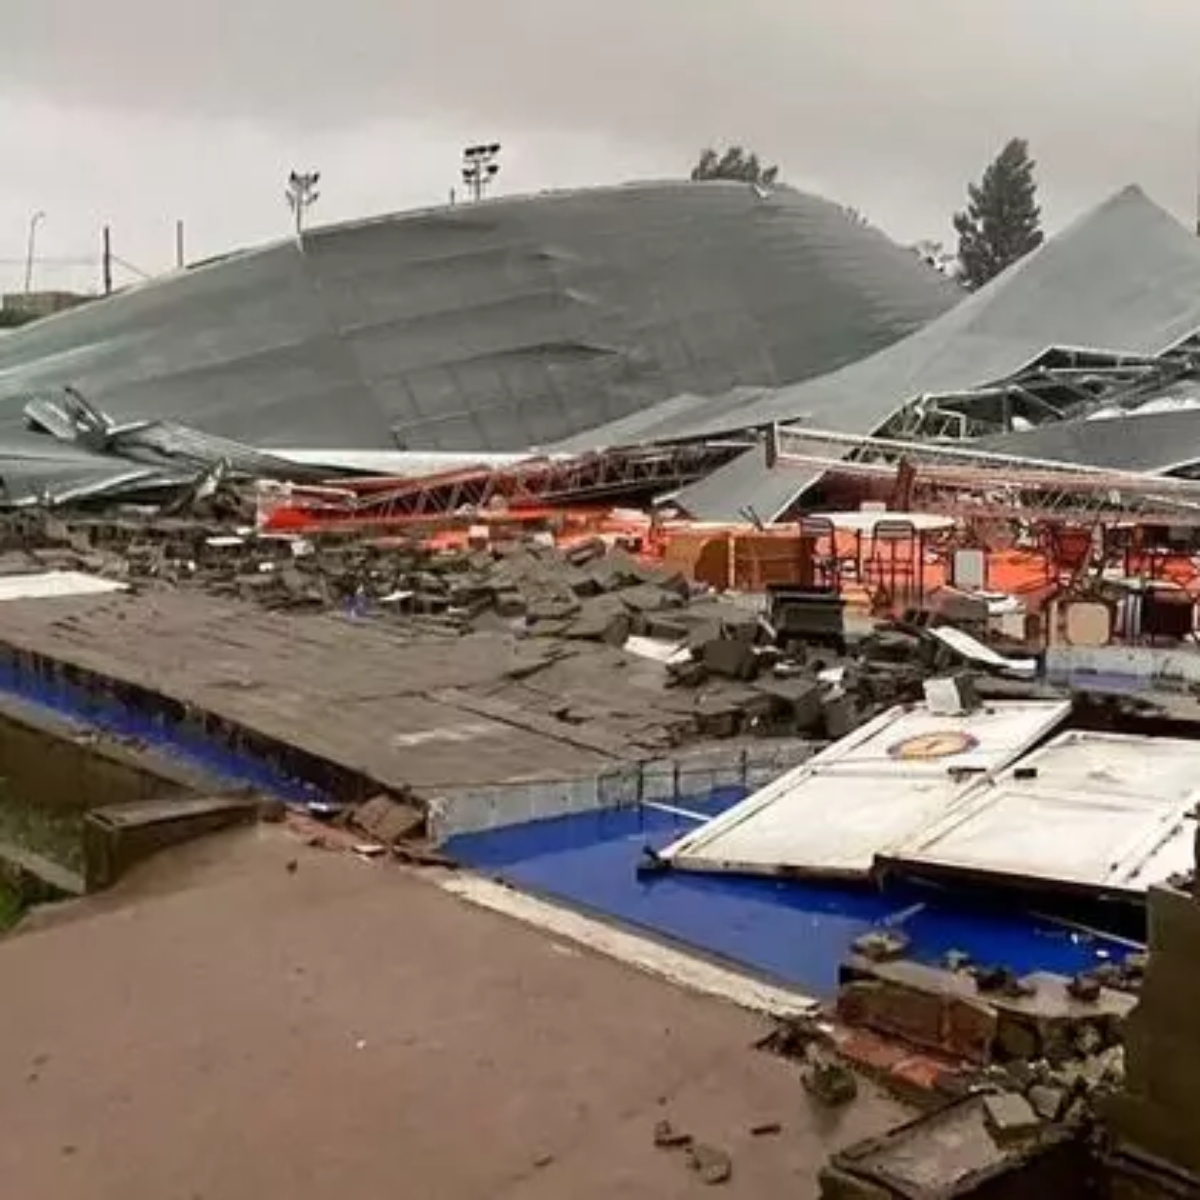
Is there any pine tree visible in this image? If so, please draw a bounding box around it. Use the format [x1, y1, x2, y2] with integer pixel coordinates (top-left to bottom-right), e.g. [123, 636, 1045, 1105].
[691, 146, 779, 186]
[953, 139, 1044, 289]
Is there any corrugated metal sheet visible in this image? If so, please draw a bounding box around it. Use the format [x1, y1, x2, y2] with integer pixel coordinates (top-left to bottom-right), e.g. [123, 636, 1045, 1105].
[563, 186, 1200, 454]
[0, 183, 959, 454]
[670, 443, 803, 524]
[979, 400, 1200, 473]
[0, 430, 193, 506]
[660, 700, 1071, 881]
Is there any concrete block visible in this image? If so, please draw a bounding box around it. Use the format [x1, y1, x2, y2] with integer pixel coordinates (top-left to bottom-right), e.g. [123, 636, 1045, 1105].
[756, 679, 823, 733]
[586, 550, 650, 593]
[830, 1095, 1081, 1200]
[0, 841, 84, 903]
[83, 795, 261, 891]
[983, 1092, 1040, 1144]
[817, 1166, 894, 1200]
[821, 692, 857, 740]
[566, 594, 632, 644]
[352, 795, 425, 846]
[838, 958, 999, 1063]
[700, 637, 759, 681]
[694, 697, 743, 739]
[618, 583, 678, 613]
[991, 972, 1135, 1065]
[1028, 1085, 1068, 1123]
[524, 589, 582, 622]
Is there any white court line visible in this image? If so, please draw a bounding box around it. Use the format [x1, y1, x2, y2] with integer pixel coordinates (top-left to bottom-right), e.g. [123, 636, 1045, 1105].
[439, 873, 817, 1019]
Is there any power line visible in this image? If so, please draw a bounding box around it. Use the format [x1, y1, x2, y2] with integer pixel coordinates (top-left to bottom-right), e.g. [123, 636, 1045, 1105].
[0, 256, 99, 265]
[110, 254, 153, 281]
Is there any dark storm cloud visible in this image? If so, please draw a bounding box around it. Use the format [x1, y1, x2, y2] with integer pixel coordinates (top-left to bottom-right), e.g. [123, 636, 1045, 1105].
[1, 0, 1199, 264]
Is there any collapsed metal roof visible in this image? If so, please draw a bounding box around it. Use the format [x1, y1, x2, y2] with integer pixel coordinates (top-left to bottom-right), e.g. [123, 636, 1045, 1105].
[0, 182, 959, 456]
[623, 186, 1200, 520]
[979, 382, 1200, 474]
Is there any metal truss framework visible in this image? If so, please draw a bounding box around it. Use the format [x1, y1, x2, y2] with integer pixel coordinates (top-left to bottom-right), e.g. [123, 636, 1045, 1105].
[270, 441, 745, 525]
[770, 424, 1200, 525]
[882, 339, 1200, 442]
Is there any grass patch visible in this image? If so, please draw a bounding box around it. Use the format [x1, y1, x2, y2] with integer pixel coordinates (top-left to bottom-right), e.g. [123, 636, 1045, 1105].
[0, 882, 25, 931]
[0, 786, 84, 874]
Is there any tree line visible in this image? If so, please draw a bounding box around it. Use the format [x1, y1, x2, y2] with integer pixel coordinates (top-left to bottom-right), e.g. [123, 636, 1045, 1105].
[689, 138, 1044, 290]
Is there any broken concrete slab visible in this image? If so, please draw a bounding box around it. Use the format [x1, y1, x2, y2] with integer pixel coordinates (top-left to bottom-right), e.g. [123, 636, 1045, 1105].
[982, 1092, 1041, 1144]
[753, 678, 824, 733]
[823, 1094, 1083, 1200]
[686, 1143, 733, 1186]
[1027, 1085, 1068, 1123]
[851, 931, 912, 964]
[82, 794, 262, 891]
[700, 637, 760, 681]
[585, 549, 653, 593]
[838, 959, 1001, 1065]
[523, 588, 582, 623]
[652, 1119, 692, 1149]
[351, 795, 425, 846]
[803, 1059, 859, 1108]
[618, 583, 682, 614]
[839, 957, 1135, 1070]
[565, 594, 633, 644]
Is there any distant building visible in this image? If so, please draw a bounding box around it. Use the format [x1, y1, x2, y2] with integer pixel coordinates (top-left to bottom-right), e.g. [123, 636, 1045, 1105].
[1, 290, 91, 325]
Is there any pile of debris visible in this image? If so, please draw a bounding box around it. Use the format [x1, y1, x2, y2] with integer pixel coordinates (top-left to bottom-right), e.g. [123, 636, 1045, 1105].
[0, 513, 1069, 748]
[763, 939, 1148, 1199]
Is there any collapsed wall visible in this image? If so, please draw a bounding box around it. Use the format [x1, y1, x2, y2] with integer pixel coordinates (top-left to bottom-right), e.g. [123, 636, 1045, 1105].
[1107, 883, 1200, 1196]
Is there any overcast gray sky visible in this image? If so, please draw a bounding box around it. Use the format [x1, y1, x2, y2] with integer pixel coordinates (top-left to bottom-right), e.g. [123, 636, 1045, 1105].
[2, 0, 1198, 292]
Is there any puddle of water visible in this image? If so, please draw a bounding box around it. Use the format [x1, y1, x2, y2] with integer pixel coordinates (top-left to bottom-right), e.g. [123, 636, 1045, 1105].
[446, 800, 1136, 997]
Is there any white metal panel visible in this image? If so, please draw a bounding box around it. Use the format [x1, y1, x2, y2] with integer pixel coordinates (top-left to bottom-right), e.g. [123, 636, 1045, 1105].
[890, 731, 1200, 896]
[0, 571, 126, 601]
[661, 700, 1070, 880]
[928, 626, 1037, 677]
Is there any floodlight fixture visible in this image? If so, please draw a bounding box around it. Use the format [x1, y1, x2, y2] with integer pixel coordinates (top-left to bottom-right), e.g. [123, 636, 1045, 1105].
[285, 169, 321, 236]
[461, 142, 502, 203]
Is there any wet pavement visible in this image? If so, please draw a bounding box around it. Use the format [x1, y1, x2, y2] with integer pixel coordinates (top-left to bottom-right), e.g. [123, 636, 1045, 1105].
[0, 827, 908, 1198]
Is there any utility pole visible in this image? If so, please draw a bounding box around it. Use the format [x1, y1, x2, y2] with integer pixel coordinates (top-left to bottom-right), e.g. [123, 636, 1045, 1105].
[461, 144, 501, 202]
[175, 220, 186, 270]
[24, 210, 45, 293]
[1194, 112, 1200, 236]
[102, 225, 113, 296]
[285, 170, 321, 236]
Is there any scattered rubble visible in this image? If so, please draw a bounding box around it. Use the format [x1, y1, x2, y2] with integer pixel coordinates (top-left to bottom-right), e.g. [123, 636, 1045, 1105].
[26, 509, 1182, 811]
[851, 930, 911, 963]
[821, 1092, 1088, 1200]
[0, 511, 1053, 749]
[802, 1057, 860, 1108]
[652, 1119, 692, 1149]
[982, 1091, 1040, 1143]
[686, 1143, 733, 1186]
[749, 1121, 782, 1138]
[349, 795, 426, 847]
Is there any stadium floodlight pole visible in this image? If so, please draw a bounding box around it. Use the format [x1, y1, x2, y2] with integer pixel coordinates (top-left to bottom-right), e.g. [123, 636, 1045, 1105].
[24, 210, 45, 293]
[461, 143, 501, 203]
[285, 170, 321, 236]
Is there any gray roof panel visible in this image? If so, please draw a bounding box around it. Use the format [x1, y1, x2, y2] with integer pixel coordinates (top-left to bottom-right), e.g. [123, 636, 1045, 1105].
[566, 186, 1200, 452]
[671, 444, 803, 524]
[0, 182, 960, 453]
